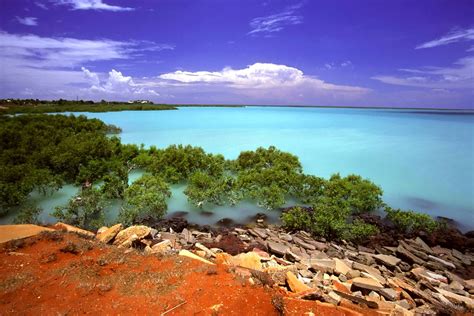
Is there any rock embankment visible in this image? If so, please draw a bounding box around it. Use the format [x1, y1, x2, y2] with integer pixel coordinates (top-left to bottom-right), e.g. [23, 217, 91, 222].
[94, 222, 474, 315]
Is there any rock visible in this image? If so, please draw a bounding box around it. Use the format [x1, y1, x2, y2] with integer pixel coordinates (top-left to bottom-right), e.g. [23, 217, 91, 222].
[310, 259, 335, 274]
[151, 239, 171, 254]
[306, 239, 328, 251]
[97, 223, 123, 244]
[436, 287, 474, 309]
[195, 242, 216, 258]
[333, 258, 352, 275]
[252, 248, 271, 261]
[286, 271, 311, 293]
[396, 299, 411, 310]
[113, 226, 151, 246]
[195, 250, 206, 258]
[285, 249, 301, 262]
[299, 269, 313, 279]
[333, 290, 379, 309]
[452, 249, 471, 265]
[292, 236, 316, 251]
[414, 237, 434, 254]
[0, 224, 54, 244]
[266, 241, 288, 256]
[179, 249, 214, 265]
[232, 252, 262, 271]
[352, 262, 385, 284]
[248, 228, 268, 239]
[351, 277, 383, 291]
[181, 228, 194, 244]
[428, 255, 455, 269]
[97, 226, 108, 234]
[53, 222, 95, 238]
[358, 245, 375, 253]
[117, 233, 139, 249]
[410, 267, 448, 285]
[346, 269, 361, 279]
[396, 245, 424, 265]
[373, 254, 401, 267]
[368, 291, 380, 300]
[326, 291, 342, 305]
[379, 288, 399, 301]
[338, 274, 347, 282]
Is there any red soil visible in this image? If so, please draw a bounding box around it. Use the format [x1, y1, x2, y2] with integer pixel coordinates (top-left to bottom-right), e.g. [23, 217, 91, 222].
[0, 232, 376, 315]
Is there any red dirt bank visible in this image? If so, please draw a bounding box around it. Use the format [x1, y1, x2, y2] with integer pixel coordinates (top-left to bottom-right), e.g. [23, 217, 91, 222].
[0, 231, 376, 315]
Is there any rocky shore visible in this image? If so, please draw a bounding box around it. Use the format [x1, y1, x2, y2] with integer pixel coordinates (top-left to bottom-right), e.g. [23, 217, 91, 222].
[85, 218, 474, 315]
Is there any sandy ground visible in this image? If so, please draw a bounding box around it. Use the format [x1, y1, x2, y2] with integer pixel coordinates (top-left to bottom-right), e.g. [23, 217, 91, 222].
[0, 231, 379, 315]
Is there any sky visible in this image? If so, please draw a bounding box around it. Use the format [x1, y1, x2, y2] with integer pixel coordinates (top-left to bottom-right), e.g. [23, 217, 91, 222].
[0, 0, 473, 108]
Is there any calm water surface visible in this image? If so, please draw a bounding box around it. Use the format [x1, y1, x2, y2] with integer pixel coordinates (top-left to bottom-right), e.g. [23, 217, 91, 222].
[13, 107, 474, 230]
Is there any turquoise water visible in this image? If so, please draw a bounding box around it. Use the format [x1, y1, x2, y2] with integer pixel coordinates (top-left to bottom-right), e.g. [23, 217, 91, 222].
[11, 107, 474, 231]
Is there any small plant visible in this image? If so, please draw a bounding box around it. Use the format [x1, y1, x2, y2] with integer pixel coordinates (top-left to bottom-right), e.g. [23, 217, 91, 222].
[346, 219, 379, 242]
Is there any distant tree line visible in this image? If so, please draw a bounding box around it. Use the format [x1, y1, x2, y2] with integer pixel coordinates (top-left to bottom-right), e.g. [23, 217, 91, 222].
[0, 99, 176, 114]
[0, 114, 440, 239]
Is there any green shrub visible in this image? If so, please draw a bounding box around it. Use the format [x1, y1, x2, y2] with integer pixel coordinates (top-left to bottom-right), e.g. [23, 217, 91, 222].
[281, 206, 312, 231]
[346, 219, 379, 242]
[119, 174, 171, 225]
[385, 207, 438, 233]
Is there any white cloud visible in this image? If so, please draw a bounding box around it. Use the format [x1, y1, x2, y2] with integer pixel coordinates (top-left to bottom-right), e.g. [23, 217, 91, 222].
[81, 68, 159, 96]
[35, 2, 49, 10]
[0, 31, 173, 69]
[52, 0, 133, 12]
[372, 56, 474, 89]
[248, 4, 303, 36]
[16, 16, 38, 26]
[159, 63, 369, 97]
[416, 27, 474, 49]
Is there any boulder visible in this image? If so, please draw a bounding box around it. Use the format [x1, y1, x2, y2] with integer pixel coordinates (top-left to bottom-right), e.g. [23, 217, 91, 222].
[351, 277, 383, 291]
[396, 245, 424, 265]
[266, 241, 288, 256]
[286, 271, 311, 293]
[97, 223, 123, 244]
[113, 225, 151, 246]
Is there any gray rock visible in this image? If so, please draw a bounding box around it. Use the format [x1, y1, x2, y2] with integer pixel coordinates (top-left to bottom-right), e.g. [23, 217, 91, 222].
[428, 255, 456, 269]
[267, 241, 289, 256]
[310, 259, 335, 274]
[396, 245, 424, 265]
[292, 236, 316, 251]
[351, 277, 383, 291]
[181, 228, 194, 244]
[379, 288, 399, 301]
[248, 228, 268, 239]
[373, 254, 401, 267]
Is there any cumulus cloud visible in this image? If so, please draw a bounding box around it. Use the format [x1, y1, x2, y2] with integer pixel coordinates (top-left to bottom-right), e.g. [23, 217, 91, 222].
[248, 3, 303, 36]
[416, 27, 474, 49]
[372, 56, 474, 89]
[156, 63, 369, 105]
[52, 0, 134, 12]
[16, 16, 38, 26]
[81, 67, 159, 96]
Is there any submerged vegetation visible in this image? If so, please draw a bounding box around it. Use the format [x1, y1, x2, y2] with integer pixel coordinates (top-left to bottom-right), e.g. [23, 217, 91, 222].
[0, 113, 442, 240]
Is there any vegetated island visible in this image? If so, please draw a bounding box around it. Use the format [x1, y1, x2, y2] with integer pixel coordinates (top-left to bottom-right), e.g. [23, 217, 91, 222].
[1, 112, 473, 315]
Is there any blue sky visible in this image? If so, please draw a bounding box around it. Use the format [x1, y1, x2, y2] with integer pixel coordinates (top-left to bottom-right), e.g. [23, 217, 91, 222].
[0, 0, 473, 108]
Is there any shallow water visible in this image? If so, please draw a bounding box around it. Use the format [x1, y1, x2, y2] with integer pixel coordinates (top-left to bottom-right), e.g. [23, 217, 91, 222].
[7, 107, 474, 231]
